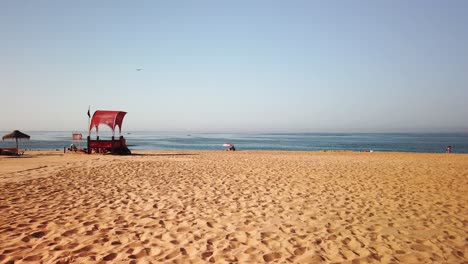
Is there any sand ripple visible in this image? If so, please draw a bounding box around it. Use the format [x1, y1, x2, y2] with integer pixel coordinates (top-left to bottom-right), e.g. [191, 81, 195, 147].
[0, 151, 467, 263]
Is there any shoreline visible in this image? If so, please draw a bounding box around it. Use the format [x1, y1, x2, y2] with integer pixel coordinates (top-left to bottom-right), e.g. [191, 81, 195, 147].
[13, 148, 465, 154]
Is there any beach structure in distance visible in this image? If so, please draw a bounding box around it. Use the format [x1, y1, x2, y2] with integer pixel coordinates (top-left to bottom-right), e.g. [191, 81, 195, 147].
[1, 130, 30, 156]
[87, 110, 131, 155]
[67, 132, 84, 152]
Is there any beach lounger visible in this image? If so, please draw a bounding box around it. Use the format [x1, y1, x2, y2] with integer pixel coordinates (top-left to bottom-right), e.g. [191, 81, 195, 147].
[0, 148, 24, 156]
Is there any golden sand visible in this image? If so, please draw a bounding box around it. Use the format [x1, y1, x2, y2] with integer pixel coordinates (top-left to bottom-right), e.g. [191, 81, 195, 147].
[0, 151, 467, 263]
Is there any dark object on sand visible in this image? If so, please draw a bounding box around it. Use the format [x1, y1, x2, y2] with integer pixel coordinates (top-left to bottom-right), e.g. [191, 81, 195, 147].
[223, 142, 236, 151]
[87, 110, 131, 155]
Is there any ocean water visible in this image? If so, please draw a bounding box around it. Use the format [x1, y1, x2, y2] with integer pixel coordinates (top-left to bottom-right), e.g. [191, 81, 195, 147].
[1, 131, 468, 153]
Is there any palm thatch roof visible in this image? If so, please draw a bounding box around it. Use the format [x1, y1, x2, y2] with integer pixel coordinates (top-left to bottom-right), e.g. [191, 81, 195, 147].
[2, 130, 30, 140]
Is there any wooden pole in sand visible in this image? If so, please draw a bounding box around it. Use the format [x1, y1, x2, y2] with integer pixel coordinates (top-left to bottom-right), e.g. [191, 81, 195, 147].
[87, 106, 91, 154]
[87, 106, 91, 137]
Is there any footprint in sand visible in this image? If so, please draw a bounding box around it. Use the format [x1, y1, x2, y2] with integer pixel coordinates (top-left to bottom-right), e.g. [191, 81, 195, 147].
[164, 250, 179, 260]
[31, 231, 46, 238]
[295, 254, 326, 263]
[263, 252, 281, 262]
[202, 251, 213, 259]
[53, 245, 64, 251]
[293, 247, 307, 256]
[61, 229, 77, 237]
[73, 245, 93, 254]
[103, 253, 117, 261]
[410, 243, 432, 252]
[244, 247, 257, 254]
[23, 255, 43, 261]
[129, 248, 150, 259]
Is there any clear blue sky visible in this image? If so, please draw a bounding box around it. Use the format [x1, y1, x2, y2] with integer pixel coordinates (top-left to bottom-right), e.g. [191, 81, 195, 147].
[1, 0, 467, 132]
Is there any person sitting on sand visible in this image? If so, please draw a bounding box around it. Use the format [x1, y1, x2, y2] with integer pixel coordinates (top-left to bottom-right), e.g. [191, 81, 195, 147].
[226, 145, 236, 151]
[68, 144, 77, 152]
[120, 136, 127, 147]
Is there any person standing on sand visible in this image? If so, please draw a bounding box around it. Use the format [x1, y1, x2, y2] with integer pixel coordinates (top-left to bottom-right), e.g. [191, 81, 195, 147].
[120, 136, 127, 147]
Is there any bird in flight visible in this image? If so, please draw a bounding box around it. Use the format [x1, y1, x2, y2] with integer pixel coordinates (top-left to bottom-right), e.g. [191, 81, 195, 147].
[136, 68, 143, 71]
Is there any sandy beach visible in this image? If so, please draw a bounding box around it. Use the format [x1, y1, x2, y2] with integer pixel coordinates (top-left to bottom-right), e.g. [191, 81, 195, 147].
[0, 150, 467, 263]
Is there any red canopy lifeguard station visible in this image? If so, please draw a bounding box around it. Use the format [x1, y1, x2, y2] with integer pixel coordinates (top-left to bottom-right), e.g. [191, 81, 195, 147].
[87, 110, 131, 155]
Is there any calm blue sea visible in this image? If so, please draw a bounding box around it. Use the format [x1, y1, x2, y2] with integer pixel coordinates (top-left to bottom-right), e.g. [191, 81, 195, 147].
[1, 131, 467, 153]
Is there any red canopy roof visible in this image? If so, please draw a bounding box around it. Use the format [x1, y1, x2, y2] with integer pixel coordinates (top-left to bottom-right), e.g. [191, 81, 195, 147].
[89, 110, 127, 135]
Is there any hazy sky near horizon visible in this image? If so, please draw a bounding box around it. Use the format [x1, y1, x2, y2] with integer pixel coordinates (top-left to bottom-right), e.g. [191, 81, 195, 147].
[1, 0, 467, 132]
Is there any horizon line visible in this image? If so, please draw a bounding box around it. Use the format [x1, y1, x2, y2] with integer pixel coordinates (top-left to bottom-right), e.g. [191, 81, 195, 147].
[1, 130, 468, 134]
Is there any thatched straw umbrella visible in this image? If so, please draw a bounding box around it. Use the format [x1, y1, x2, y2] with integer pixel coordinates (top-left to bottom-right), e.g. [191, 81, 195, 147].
[2, 130, 30, 151]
